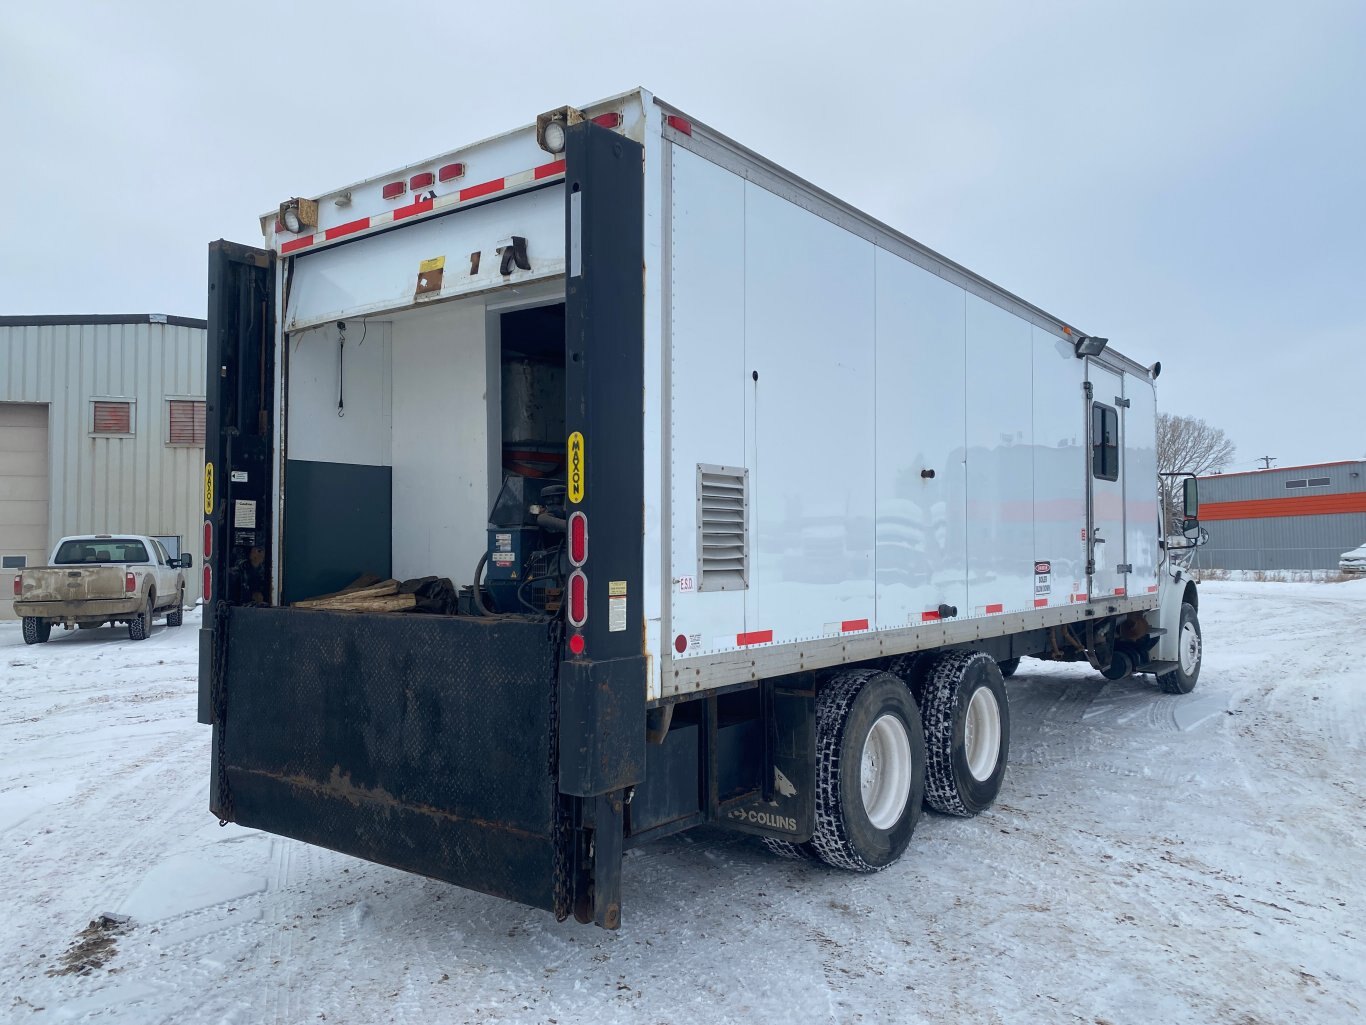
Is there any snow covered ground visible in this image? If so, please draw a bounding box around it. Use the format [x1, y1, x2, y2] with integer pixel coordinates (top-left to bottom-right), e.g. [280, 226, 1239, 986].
[2, 582, 1362, 1024]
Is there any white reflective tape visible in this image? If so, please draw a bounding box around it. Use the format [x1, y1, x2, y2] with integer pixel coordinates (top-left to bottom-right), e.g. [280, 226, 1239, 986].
[569, 189, 582, 277]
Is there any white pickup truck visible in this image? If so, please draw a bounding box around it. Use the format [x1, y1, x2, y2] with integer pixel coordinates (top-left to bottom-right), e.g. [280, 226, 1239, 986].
[12, 535, 192, 644]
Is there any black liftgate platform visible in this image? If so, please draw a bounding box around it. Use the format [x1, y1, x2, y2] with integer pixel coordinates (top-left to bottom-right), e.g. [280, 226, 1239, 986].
[209, 607, 570, 916]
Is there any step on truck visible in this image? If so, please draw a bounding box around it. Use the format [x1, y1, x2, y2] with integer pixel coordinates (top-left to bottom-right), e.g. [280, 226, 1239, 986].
[200, 89, 1206, 929]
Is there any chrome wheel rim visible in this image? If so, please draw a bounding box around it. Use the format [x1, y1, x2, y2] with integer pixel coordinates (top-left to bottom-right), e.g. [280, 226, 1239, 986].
[964, 685, 1002, 782]
[1179, 621, 1201, 675]
[860, 714, 913, 830]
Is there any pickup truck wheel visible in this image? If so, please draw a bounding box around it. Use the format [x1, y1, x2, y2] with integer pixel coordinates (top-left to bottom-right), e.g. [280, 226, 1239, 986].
[920, 651, 1010, 817]
[22, 617, 52, 645]
[128, 593, 153, 641]
[166, 587, 185, 627]
[1156, 603, 1202, 694]
[808, 669, 926, 872]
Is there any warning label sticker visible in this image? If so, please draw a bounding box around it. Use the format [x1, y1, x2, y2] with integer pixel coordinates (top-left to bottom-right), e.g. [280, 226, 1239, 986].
[233, 499, 256, 529]
[1034, 560, 1052, 598]
[608, 595, 627, 632]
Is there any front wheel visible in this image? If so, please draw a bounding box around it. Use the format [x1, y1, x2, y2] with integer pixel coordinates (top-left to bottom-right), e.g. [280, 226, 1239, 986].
[1156, 603, 1202, 694]
[808, 670, 926, 872]
[22, 617, 52, 645]
[166, 587, 185, 627]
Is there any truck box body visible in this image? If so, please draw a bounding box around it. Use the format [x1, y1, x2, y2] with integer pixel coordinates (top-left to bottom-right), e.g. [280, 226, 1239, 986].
[201, 89, 1194, 927]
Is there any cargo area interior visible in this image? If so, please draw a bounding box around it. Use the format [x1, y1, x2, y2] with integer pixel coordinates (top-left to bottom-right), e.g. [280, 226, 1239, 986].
[278, 291, 567, 608]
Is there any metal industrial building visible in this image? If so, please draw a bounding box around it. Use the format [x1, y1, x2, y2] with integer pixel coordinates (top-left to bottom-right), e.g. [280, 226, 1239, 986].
[1, 314, 207, 618]
[1197, 460, 1366, 571]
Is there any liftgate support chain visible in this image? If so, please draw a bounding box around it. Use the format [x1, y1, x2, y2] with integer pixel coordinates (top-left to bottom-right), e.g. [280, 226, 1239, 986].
[547, 616, 573, 920]
[211, 600, 235, 826]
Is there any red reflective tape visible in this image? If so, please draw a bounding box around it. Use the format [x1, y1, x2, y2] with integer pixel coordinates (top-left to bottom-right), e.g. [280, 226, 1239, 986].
[840, 619, 869, 633]
[737, 630, 773, 647]
[1147, 585, 1158, 593]
[280, 235, 314, 254]
[535, 159, 567, 179]
[921, 611, 940, 622]
[325, 217, 370, 241]
[985, 603, 1004, 614]
[1114, 587, 1126, 596]
[460, 177, 505, 201]
[393, 197, 434, 221]
[1071, 593, 1088, 602]
[1034, 598, 1049, 608]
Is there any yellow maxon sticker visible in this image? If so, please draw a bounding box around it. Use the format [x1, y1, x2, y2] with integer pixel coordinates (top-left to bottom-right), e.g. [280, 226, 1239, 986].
[204, 463, 214, 516]
[418, 256, 445, 273]
[567, 431, 585, 503]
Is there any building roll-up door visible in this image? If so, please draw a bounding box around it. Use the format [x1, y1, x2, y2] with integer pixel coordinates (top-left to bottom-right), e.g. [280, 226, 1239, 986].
[0, 402, 50, 620]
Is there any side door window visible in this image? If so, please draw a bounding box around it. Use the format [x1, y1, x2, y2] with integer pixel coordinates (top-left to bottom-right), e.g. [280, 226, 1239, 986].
[1091, 403, 1120, 481]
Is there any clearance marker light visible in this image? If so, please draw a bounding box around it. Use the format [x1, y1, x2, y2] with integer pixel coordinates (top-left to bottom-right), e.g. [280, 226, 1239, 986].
[568, 570, 588, 627]
[437, 162, 465, 182]
[568, 511, 587, 566]
[568, 634, 586, 656]
[409, 171, 435, 190]
[665, 114, 693, 136]
[591, 112, 623, 128]
[382, 180, 406, 200]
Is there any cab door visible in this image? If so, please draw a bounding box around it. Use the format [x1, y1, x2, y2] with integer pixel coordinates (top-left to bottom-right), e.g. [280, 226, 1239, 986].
[1086, 363, 1127, 600]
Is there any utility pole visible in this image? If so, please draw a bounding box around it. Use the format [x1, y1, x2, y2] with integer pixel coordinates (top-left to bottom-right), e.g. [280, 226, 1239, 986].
[1258, 455, 1277, 470]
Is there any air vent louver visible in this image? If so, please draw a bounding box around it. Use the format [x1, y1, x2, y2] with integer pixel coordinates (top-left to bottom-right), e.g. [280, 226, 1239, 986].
[697, 464, 748, 591]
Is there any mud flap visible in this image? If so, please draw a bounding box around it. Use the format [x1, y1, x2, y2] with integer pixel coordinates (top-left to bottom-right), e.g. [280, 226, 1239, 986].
[211, 606, 568, 916]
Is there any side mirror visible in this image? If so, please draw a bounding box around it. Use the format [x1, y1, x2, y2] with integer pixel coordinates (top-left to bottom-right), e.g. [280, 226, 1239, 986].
[1182, 477, 1199, 519]
[177, 554, 194, 569]
[1182, 518, 1201, 537]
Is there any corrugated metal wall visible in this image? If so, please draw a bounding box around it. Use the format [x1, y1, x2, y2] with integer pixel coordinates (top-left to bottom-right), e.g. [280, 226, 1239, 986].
[0, 316, 207, 616]
[1200, 461, 1364, 502]
[1197, 461, 1366, 570]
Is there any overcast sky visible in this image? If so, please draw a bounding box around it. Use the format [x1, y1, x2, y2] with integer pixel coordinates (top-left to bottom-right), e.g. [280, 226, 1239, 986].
[1, 1, 1361, 469]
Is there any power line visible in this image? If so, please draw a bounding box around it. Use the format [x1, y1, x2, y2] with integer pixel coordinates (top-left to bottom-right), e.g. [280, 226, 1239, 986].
[1258, 455, 1277, 470]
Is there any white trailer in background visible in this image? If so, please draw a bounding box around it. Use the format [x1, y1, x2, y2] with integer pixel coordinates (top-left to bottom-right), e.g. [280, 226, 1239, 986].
[201, 88, 1205, 929]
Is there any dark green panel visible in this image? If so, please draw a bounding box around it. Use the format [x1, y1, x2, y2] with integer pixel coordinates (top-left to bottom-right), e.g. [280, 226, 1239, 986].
[282, 459, 392, 604]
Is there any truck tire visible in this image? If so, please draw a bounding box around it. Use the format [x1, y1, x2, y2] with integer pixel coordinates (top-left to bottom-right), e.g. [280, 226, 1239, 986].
[166, 587, 185, 627]
[1156, 602, 1202, 694]
[885, 652, 933, 706]
[22, 617, 52, 645]
[128, 593, 153, 641]
[919, 651, 1010, 817]
[808, 669, 926, 872]
[761, 837, 818, 861]
[997, 657, 1021, 679]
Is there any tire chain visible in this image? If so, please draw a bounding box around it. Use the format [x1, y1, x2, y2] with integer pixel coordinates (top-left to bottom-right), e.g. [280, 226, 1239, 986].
[808, 668, 893, 873]
[919, 649, 996, 817]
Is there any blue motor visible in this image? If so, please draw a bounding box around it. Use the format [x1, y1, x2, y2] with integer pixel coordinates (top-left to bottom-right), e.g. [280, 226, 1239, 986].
[477, 475, 568, 615]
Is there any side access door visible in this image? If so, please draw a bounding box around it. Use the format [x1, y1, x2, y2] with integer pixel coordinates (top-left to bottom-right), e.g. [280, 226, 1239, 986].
[1085, 362, 1127, 600]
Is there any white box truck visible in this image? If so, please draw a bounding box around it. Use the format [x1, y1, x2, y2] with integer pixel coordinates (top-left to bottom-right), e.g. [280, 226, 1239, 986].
[200, 88, 1206, 929]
